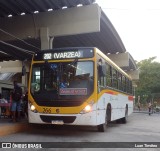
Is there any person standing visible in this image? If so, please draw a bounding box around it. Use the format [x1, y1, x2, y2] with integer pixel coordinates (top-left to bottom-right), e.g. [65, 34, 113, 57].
[23, 90, 28, 118]
[137, 96, 141, 111]
[11, 81, 22, 122]
[138, 102, 141, 111]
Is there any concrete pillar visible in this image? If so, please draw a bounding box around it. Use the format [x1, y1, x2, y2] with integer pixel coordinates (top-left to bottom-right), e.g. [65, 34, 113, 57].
[40, 27, 49, 50]
[133, 84, 137, 109]
[22, 73, 28, 88]
[21, 61, 28, 88]
[126, 70, 139, 80]
[22, 75, 25, 87]
[49, 36, 54, 49]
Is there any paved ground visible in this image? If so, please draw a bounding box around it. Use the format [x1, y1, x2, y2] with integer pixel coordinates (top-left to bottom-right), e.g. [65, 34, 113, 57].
[0, 113, 160, 151]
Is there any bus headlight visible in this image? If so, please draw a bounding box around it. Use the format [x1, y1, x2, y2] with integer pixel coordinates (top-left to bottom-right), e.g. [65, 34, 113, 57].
[30, 104, 38, 113]
[84, 105, 92, 112]
[31, 105, 36, 111]
[80, 101, 94, 114]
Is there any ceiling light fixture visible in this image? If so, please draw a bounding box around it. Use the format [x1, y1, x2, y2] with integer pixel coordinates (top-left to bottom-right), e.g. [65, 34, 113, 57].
[77, 4, 83, 7]
[34, 11, 39, 14]
[48, 8, 53, 11]
[21, 12, 25, 15]
[62, 6, 67, 9]
[8, 14, 12, 17]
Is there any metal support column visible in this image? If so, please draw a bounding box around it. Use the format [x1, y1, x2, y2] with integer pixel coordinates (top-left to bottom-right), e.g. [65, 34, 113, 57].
[40, 27, 50, 50]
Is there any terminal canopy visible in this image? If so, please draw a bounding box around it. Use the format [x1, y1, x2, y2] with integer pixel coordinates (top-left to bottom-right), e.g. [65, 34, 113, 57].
[0, 0, 137, 72]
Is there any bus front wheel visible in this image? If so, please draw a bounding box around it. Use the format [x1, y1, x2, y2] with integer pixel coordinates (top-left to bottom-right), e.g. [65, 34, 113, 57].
[97, 114, 107, 132]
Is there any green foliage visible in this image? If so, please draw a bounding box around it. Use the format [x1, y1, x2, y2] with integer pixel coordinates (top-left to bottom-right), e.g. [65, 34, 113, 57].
[136, 57, 160, 103]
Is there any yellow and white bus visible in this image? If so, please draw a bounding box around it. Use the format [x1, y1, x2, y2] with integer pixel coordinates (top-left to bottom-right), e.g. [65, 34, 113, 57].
[28, 47, 133, 132]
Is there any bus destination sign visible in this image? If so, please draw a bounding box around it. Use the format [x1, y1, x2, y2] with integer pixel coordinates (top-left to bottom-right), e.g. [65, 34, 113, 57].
[43, 51, 83, 60]
[41, 49, 94, 60]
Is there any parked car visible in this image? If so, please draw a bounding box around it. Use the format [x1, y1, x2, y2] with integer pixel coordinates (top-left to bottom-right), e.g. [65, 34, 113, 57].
[155, 106, 160, 112]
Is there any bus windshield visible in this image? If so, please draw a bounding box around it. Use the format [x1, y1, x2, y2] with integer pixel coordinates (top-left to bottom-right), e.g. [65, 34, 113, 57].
[31, 61, 94, 101]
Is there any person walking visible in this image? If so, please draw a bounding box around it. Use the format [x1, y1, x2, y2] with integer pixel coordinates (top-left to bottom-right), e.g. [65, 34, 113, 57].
[11, 81, 22, 122]
[148, 102, 152, 115]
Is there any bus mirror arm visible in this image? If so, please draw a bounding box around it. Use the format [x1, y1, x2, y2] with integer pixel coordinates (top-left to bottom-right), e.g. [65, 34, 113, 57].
[45, 60, 50, 68]
[63, 57, 78, 74]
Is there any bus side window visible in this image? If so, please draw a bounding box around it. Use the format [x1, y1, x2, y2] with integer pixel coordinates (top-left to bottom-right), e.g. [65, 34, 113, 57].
[126, 78, 129, 93]
[129, 81, 133, 94]
[122, 76, 126, 92]
[112, 69, 117, 89]
[118, 72, 122, 91]
[97, 59, 102, 86]
[106, 62, 111, 86]
[127, 78, 132, 94]
[102, 63, 107, 87]
[106, 63, 112, 87]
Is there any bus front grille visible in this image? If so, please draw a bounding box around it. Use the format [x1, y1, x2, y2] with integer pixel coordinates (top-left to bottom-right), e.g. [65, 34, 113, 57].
[36, 100, 84, 107]
[40, 115, 76, 123]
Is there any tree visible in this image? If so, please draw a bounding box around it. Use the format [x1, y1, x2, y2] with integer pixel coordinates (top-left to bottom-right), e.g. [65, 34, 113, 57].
[136, 57, 160, 104]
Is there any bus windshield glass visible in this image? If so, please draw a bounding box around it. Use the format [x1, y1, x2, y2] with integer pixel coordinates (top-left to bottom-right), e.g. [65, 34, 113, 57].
[31, 61, 94, 100]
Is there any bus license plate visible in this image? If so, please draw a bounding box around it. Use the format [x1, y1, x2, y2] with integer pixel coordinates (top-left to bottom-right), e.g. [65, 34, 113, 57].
[51, 120, 64, 125]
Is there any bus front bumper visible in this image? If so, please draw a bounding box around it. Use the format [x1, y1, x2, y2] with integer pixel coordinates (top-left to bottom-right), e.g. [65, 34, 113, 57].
[28, 111, 98, 126]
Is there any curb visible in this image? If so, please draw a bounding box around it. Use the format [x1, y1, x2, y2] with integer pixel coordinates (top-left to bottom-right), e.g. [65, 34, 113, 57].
[133, 111, 160, 114]
[0, 122, 30, 137]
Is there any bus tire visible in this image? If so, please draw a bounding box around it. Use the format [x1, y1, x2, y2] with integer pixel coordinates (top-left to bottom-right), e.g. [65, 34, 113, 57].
[97, 113, 107, 132]
[121, 106, 128, 124]
[107, 104, 111, 123]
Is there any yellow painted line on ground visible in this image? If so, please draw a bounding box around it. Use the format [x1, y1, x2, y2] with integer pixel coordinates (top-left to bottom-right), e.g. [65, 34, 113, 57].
[0, 122, 30, 137]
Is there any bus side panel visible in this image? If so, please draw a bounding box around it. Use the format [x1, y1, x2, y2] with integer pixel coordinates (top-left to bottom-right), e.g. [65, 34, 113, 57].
[96, 92, 110, 125]
[128, 99, 134, 115]
[96, 91, 133, 124]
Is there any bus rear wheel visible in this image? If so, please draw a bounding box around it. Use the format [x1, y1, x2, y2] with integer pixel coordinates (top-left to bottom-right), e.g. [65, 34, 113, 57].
[121, 107, 128, 124]
[97, 114, 107, 132]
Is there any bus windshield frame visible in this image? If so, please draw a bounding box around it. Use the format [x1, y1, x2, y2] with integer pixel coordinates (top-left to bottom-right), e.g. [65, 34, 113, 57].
[30, 60, 94, 101]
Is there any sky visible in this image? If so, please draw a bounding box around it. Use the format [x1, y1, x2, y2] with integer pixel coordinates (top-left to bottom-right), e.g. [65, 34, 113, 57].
[97, 0, 160, 62]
